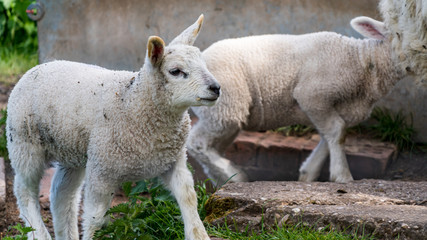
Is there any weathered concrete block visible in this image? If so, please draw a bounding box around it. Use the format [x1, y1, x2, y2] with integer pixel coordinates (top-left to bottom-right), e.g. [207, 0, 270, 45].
[206, 180, 427, 240]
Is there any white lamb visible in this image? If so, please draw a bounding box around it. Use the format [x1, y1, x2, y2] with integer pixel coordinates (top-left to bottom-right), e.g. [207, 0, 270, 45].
[7, 15, 217, 240]
[188, 0, 427, 184]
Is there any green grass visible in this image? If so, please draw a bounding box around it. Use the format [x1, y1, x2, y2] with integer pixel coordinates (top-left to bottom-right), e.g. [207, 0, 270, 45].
[0, 49, 38, 85]
[207, 222, 374, 240]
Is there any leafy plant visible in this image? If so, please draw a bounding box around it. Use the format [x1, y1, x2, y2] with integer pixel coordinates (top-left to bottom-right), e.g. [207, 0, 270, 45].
[0, 0, 38, 53]
[94, 178, 187, 240]
[369, 108, 415, 151]
[1, 223, 36, 240]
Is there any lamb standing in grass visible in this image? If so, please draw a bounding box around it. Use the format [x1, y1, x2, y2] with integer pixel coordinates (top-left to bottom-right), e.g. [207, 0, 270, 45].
[188, 0, 427, 184]
[7, 15, 218, 240]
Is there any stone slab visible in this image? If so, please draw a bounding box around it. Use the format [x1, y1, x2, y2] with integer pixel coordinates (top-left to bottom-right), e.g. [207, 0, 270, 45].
[206, 180, 427, 240]
[0, 158, 5, 206]
[224, 131, 397, 181]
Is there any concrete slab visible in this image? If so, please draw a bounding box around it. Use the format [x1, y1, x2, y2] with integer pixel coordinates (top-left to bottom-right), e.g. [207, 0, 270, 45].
[0, 158, 5, 206]
[206, 180, 427, 240]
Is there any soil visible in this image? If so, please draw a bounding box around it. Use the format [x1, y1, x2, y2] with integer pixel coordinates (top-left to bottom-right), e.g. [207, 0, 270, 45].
[0, 82, 426, 237]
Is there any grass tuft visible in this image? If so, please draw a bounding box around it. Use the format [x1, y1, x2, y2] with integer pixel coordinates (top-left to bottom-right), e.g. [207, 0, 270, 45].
[369, 108, 415, 151]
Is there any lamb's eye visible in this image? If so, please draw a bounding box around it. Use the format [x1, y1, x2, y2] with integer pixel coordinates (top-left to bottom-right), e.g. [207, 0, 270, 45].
[169, 69, 182, 76]
[169, 68, 188, 78]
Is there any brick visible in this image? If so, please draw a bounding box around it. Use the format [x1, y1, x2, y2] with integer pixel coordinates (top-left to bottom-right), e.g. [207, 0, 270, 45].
[225, 131, 397, 181]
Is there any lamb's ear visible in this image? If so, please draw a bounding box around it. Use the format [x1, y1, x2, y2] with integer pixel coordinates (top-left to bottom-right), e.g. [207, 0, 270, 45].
[350, 16, 387, 40]
[147, 36, 165, 67]
[169, 14, 204, 46]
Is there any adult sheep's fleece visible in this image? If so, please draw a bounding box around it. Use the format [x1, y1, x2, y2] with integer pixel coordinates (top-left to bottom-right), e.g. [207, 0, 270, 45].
[380, 0, 427, 84]
[187, 1, 427, 184]
[7, 15, 218, 240]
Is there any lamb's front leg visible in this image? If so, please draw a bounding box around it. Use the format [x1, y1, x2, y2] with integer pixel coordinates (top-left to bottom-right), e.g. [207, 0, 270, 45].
[81, 171, 116, 240]
[299, 137, 329, 182]
[161, 155, 210, 240]
[313, 112, 353, 183]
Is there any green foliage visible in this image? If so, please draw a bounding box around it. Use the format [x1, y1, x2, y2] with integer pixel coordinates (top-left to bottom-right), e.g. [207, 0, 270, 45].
[275, 124, 316, 137]
[0, 0, 38, 85]
[94, 178, 186, 240]
[0, 108, 7, 161]
[369, 108, 415, 151]
[0, 0, 38, 53]
[1, 223, 36, 240]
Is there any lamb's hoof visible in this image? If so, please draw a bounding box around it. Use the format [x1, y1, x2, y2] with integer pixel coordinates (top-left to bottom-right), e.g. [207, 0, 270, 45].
[228, 171, 249, 182]
[210, 158, 249, 183]
[189, 227, 210, 240]
[330, 174, 354, 183]
[298, 170, 318, 182]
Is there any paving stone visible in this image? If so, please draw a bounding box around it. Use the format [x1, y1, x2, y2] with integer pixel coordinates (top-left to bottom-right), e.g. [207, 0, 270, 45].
[206, 180, 427, 240]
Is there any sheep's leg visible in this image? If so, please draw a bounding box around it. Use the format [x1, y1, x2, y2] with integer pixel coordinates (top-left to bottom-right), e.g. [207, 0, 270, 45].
[307, 111, 353, 183]
[81, 172, 116, 240]
[187, 121, 248, 183]
[161, 156, 210, 240]
[50, 166, 85, 240]
[11, 144, 51, 240]
[299, 137, 329, 182]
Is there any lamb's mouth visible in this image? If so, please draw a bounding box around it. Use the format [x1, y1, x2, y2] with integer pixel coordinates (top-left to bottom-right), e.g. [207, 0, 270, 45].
[197, 97, 218, 102]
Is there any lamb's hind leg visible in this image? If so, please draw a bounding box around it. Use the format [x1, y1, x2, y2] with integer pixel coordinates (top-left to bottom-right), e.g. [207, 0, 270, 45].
[161, 154, 209, 240]
[50, 165, 85, 240]
[299, 137, 329, 182]
[187, 120, 248, 183]
[11, 143, 51, 240]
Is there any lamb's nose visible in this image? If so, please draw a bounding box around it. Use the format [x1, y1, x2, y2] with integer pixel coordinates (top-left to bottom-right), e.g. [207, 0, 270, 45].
[209, 83, 221, 96]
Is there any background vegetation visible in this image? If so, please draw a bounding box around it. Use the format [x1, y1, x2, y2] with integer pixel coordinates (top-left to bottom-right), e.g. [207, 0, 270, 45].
[0, 0, 38, 85]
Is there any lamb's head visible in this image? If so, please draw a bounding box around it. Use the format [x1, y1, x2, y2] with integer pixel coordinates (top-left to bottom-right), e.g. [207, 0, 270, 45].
[142, 14, 220, 110]
[379, 0, 427, 83]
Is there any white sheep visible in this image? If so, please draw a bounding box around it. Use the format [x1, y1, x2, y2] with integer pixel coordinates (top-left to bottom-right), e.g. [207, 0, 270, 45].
[7, 15, 218, 240]
[188, 1, 427, 184]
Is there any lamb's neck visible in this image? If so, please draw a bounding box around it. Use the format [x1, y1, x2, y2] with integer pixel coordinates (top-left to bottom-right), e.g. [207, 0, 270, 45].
[356, 38, 403, 96]
[123, 72, 189, 131]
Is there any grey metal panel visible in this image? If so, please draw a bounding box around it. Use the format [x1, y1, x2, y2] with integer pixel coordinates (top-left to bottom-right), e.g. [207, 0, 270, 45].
[37, 0, 379, 71]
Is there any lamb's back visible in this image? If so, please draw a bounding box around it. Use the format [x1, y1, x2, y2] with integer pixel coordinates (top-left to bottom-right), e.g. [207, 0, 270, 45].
[201, 32, 356, 130]
[7, 60, 137, 163]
